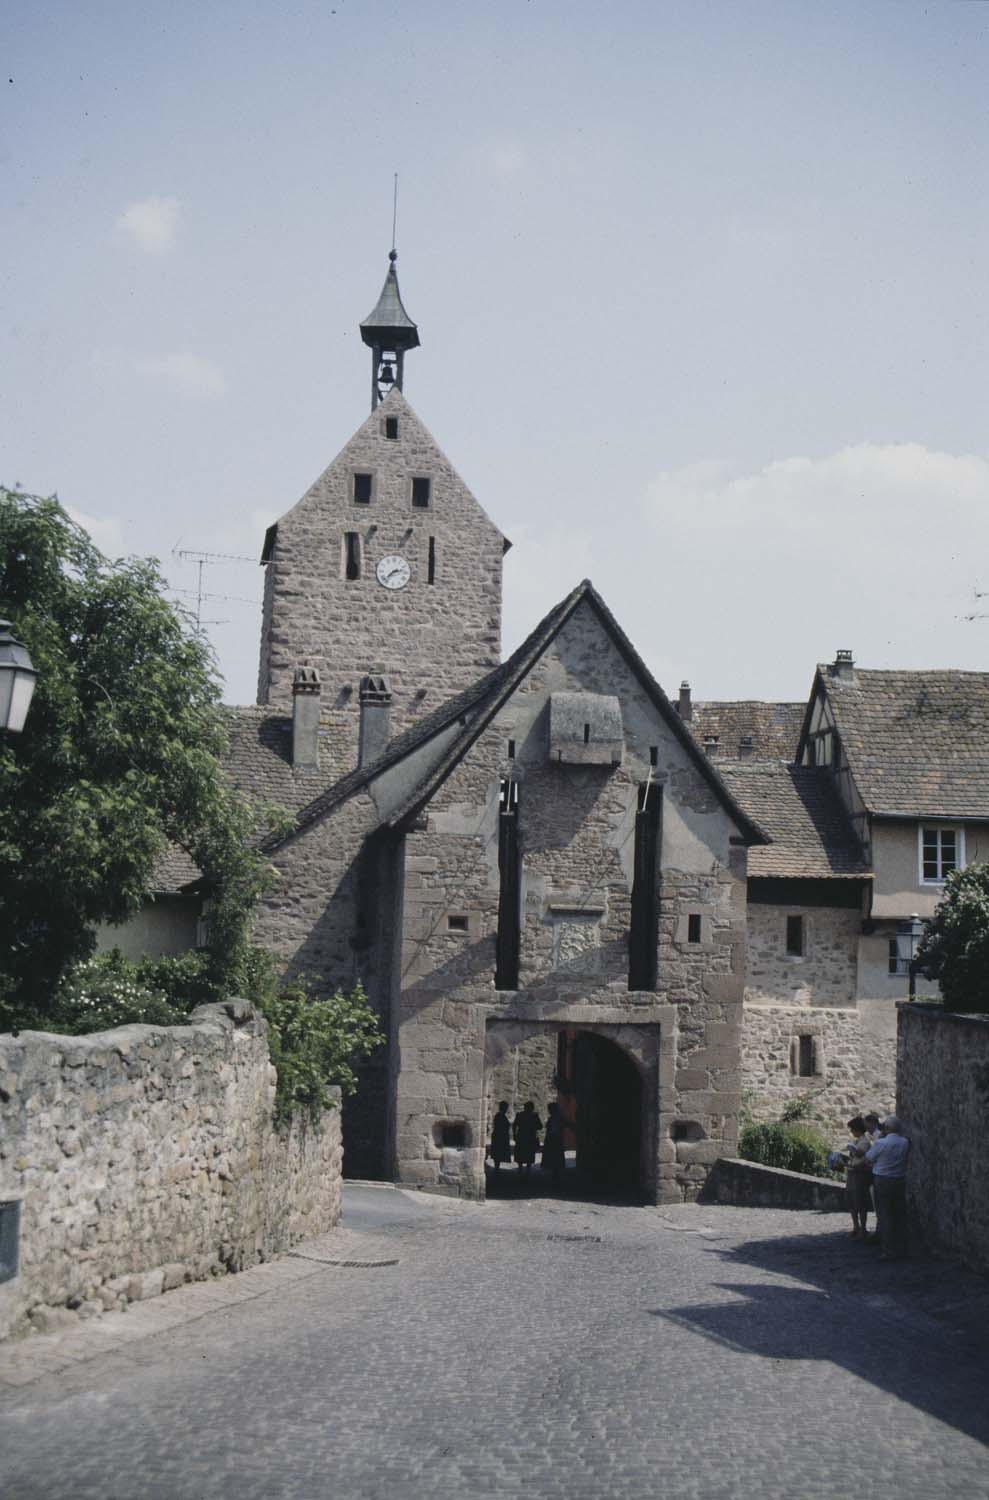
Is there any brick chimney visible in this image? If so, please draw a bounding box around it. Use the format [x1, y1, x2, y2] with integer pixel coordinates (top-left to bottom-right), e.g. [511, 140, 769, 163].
[677, 681, 692, 722]
[291, 665, 321, 768]
[359, 673, 392, 767]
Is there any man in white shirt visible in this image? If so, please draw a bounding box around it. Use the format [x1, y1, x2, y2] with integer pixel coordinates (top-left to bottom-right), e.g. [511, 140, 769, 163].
[865, 1115, 910, 1260]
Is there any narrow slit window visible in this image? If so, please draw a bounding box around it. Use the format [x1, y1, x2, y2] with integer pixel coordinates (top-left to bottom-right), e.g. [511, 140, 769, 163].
[786, 915, 804, 956]
[428, 536, 436, 584]
[507, 739, 516, 759]
[687, 914, 701, 944]
[629, 780, 662, 991]
[495, 777, 521, 990]
[412, 476, 431, 509]
[353, 473, 373, 505]
[583, 722, 591, 744]
[343, 532, 361, 581]
[385, 416, 399, 439]
[888, 938, 901, 976]
[796, 1035, 815, 1077]
[649, 746, 659, 767]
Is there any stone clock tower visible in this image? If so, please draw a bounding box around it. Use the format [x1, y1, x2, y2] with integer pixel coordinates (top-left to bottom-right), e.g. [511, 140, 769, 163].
[256, 253, 508, 779]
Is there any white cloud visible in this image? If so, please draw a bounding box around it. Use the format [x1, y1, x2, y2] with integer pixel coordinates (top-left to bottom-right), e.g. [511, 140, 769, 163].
[67, 505, 122, 557]
[116, 196, 181, 254]
[503, 441, 989, 703]
[137, 352, 227, 398]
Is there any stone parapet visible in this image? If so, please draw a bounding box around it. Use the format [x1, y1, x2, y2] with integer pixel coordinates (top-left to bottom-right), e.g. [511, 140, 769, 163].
[0, 1003, 342, 1340]
[700, 1157, 845, 1211]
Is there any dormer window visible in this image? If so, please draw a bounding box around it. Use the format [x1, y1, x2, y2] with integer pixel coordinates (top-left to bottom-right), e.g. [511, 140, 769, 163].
[920, 826, 964, 884]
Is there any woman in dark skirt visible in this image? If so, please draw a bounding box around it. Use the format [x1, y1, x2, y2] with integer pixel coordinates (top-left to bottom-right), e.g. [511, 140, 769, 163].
[490, 1100, 512, 1172]
[541, 1101, 565, 1185]
[513, 1101, 542, 1174]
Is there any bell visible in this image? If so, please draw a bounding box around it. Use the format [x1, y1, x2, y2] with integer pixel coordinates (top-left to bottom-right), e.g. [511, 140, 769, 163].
[378, 359, 396, 387]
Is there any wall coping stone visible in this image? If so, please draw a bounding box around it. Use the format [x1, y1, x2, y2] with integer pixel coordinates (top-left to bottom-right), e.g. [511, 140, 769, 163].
[700, 1157, 846, 1211]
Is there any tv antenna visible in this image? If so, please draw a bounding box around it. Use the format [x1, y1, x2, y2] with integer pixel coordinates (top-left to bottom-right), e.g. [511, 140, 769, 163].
[170, 545, 257, 629]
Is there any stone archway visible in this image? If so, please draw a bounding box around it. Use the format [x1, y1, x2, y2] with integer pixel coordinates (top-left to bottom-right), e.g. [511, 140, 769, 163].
[483, 1018, 658, 1201]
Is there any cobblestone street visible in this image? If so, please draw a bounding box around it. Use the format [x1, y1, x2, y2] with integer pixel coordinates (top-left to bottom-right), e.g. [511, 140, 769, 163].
[2, 1186, 988, 1499]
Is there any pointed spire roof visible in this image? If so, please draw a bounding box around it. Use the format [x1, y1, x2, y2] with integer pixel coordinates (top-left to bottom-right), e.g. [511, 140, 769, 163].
[360, 251, 420, 350]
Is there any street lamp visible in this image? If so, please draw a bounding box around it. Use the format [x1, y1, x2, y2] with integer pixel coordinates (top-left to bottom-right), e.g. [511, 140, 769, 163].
[0, 621, 38, 733]
[896, 913, 925, 999]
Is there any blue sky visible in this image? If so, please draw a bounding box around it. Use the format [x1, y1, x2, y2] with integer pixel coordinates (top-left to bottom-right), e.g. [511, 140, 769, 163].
[4, 1, 989, 703]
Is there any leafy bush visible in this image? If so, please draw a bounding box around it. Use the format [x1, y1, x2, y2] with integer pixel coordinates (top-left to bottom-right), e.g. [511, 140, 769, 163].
[257, 980, 383, 1123]
[915, 863, 989, 1013]
[52, 953, 188, 1034]
[739, 1118, 833, 1178]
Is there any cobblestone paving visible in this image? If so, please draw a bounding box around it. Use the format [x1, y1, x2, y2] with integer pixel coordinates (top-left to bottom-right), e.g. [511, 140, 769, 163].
[2, 1188, 988, 1499]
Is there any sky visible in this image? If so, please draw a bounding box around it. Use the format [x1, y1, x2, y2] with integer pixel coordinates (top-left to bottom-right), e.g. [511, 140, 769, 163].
[4, 0, 989, 706]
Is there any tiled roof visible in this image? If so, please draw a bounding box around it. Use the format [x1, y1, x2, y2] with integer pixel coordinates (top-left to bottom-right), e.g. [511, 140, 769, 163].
[689, 701, 805, 762]
[818, 668, 989, 818]
[718, 761, 869, 879]
[151, 844, 201, 894]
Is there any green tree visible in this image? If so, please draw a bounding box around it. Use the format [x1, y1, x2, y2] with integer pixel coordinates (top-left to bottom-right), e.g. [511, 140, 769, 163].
[915, 862, 989, 1013]
[0, 487, 280, 1026]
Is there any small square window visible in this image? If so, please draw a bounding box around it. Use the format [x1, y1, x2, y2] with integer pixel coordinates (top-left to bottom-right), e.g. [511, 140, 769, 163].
[353, 473, 373, 505]
[412, 476, 431, 508]
[687, 914, 702, 944]
[385, 416, 399, 439]
[921, 826, 963, 883]
[786, 915, 804, 956]
[448, 914, 468, 933]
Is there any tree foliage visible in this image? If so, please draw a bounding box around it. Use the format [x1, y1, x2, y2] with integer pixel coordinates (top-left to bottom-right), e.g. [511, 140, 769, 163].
[0, 487, 283, 1027]
[915, 862, 989, 1013]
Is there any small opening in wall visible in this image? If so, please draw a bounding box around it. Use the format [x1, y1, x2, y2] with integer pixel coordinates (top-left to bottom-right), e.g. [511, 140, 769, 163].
[434, 1120, 469, 1149]
[687, 914, 702, 944]
[507, 739, 516, 759]
[448, 914, 468, 932]
[583, 722, 591, 744]
[650, 746, 659, 767]
[428, 536, 436, 584]
[343, 532, 361, 580]
[796, 1035, 815, 1077]
[412, 476, 431, 508]
[353, 472, 373, 505]
[671, 1120, 706, 1142]
[385, 416, 399, 439]
[786, 914, 804, 956]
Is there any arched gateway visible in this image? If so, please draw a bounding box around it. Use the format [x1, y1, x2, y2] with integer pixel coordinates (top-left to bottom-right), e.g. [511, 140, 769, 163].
[483, 1020, 659, 1201]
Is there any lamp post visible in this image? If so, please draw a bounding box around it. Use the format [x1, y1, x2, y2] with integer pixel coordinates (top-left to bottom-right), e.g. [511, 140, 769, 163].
[0, 621, 38, 732]
[896, 912, 925, 1000]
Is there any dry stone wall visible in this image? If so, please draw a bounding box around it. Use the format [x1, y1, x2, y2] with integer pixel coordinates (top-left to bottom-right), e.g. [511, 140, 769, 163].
[897, 1004, 989, 1275]
[744, 903, 859, 1007]
[0, 1002, 342, 1341]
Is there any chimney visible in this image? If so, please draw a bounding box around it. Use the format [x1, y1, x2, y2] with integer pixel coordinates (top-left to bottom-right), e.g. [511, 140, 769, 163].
[702, 733, 719, 757]
[359, 673, 392, 767]
[739, 734, 754, 759]
[832, 649, 855, 682]
[677, 681, 692, 722]
[291, 665, 321, 768]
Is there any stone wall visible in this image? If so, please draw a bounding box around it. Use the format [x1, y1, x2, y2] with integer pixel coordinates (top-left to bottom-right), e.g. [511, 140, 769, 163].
[0, 1002, 342, 1341]
[745, 902, 859, 1007]
[897, 1003, 989, 1275]
[742, 1001, 896, 1141]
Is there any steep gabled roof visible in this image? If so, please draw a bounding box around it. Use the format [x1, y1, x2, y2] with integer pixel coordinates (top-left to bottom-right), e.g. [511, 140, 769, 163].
[806, 666, 989, 819]
[268, 580, 769, 850]
[689, 701, 805, 762]
[718, 761, 869, 879]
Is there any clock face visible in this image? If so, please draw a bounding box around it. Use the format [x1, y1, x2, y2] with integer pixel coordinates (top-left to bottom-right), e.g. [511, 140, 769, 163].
[376, 554, 411, 591]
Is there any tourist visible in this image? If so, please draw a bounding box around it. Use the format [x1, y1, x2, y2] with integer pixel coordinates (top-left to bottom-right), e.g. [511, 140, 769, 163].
[513, 1101, 542, 1174]
[865, 1115, 910, 1260]
[863, 1112, 882, 1141]
[841, 1116, 872, 1239]
[490, 1101, 512, 1173]
[541, 1101, 565, 1185]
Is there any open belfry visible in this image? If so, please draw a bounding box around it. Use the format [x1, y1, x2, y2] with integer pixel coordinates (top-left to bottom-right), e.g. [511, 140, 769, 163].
[148, 248, 945, 1199]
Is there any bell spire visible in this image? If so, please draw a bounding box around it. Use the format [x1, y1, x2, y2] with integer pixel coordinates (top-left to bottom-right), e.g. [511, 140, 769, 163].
[360, 248, 420, 411]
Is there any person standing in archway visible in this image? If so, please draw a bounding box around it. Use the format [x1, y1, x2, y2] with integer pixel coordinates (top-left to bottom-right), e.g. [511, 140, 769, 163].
[541, 1101, 565, 1185]
[490, 1101, 512, 1173]
[513, 1101, 542, 1175]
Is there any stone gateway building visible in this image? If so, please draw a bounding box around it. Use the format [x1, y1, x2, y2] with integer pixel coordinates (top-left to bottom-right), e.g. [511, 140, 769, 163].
[103, 253, 989, 1200]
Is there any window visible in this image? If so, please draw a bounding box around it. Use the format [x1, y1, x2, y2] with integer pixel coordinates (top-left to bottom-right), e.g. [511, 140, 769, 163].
[428, 536, 436, 584]
[687, 914, 702, 944]
[888, 938, 902, 976]
[448, 914, 468, 933]
[794, 1035, 815, 1077]
[385, 416, 399, 439]
[495, 778, 521, 990]
[353, 472, 373, 505]
[921, 825, 964, 883]
[411, 476, 431, 509]
[343, 532, 361, 580]
[786, 914, 804, 956]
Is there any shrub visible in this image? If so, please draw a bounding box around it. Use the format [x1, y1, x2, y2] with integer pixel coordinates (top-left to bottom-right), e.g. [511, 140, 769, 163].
[257, 980, 383, 1123]
[739, 1118, 833, 1178]
[52, 953, 188, 1034]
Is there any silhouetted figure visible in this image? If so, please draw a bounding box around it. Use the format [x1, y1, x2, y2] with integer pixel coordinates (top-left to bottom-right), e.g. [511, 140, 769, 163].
[541, 1101, 565, 1185]
[490, 1101, 512, 1172]
[513, 1101, 542, 1174]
